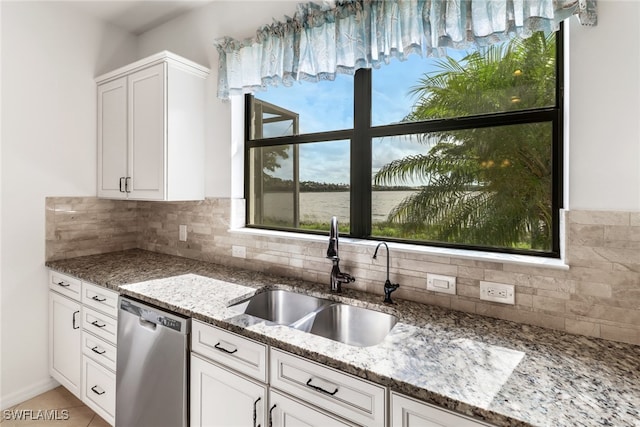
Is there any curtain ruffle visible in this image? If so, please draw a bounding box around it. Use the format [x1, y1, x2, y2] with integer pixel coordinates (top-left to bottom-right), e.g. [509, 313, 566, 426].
[215, 0, 597, 99]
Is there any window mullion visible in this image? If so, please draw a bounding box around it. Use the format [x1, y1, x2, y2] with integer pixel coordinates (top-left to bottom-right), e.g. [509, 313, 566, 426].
[350, 68, 372, 237]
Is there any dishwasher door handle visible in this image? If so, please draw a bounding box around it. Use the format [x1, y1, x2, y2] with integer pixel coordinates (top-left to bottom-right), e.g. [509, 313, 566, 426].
[138, 317, 157, 330]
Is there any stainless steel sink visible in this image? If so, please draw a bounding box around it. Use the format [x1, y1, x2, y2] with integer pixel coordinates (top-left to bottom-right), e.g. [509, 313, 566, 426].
[229, 289, 397, 347]
[229, 289, 329, 325]
[294, 303, 397, 347]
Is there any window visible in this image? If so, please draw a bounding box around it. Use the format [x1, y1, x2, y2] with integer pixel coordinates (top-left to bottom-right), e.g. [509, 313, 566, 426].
[245, 30, 562, 257]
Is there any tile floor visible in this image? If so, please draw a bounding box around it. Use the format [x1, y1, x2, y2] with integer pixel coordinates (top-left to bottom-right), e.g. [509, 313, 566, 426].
[1, 386, 109, 427]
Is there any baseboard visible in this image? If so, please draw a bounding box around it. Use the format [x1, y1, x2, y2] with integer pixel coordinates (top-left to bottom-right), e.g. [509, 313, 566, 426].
[0, 377, 59, 410]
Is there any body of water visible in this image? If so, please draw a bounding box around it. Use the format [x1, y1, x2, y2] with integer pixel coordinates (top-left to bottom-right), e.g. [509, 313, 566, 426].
[262, 191, 417, 223]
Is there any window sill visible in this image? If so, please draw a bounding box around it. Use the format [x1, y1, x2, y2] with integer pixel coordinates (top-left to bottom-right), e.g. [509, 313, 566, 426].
[228, 227, 569, 271]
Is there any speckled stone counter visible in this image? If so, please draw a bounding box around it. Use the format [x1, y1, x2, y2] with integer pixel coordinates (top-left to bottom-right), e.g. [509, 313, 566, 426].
[46, 249, 640, 427]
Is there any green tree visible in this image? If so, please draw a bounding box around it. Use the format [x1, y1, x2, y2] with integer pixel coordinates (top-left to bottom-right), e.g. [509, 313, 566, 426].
[374, 32, 556, 251]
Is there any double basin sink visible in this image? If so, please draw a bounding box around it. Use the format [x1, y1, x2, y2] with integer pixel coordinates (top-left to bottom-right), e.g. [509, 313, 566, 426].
[229, 289, 397, 347]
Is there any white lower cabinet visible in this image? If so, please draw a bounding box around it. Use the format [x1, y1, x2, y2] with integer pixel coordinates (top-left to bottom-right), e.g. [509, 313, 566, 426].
[191, 353, 267, 427]
[190, 321, 382, 427]
[48, 271, 118, 426]
[49, 291, 82, 398]
[391, 392, 494, 427]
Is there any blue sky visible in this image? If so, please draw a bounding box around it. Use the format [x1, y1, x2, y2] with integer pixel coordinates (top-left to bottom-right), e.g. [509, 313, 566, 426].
[255, 51, 467, 184]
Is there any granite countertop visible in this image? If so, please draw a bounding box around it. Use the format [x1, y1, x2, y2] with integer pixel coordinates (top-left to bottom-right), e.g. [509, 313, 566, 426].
[46, 249, 640, 427]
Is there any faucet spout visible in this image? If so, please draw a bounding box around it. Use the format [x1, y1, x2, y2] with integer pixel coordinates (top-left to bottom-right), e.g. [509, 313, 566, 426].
[326, 216, 339, 259]
[326, 217, 354, 292]
[373, 242, 400, 304]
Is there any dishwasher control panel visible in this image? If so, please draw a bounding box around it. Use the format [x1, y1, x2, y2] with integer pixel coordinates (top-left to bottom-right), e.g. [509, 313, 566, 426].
[119, 297, 188, 333]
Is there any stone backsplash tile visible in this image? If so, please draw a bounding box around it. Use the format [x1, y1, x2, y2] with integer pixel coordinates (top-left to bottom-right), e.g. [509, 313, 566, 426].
[45, 197, 138, 261]
[45, 197, 640, 346]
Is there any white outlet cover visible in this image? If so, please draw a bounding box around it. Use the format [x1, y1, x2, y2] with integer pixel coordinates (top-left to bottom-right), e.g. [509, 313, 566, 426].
[480, 281, 515, 305]
[179, 224, 187, 241]
[426, 273, 456, 295]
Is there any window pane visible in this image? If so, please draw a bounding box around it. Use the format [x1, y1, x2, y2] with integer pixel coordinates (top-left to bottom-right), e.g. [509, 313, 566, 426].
[249, 75, 354, 139]
[248, 140, 350, 232]
[372, 32, 556, 126]
[372, 122, 553, 252]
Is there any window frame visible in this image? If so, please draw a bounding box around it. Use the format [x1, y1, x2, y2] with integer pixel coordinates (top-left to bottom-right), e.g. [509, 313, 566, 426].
[244, 27, 563, 258]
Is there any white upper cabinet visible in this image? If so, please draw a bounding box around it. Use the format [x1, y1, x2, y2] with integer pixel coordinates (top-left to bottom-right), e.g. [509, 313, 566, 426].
[96, 51, 209, 201]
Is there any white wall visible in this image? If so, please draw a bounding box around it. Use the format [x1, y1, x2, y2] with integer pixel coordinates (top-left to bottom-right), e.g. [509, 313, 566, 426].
[139, 0, 640, 211]
[0, 1, 137, 407]
[568, 1, 640, 210]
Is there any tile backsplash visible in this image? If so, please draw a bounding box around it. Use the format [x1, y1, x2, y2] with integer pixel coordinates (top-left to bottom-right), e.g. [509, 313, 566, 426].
[46, 197, 640, 345]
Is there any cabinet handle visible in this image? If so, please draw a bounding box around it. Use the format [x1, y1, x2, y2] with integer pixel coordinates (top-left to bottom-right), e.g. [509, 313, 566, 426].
[91, 346, 106, 355]
[91, 385, 105, 396]
[253, 397, 261, 427]
[91, 320, 106, 328]
[305, 378, 339, 396]
[91, 295, 107, 302]
[125, 177, 131, 193]
[214, 342, 238, 354]
[268, 404, 277, 427]
[57, 281, 70, 288]
[119, 177, 125, 193]
[72, 311, 80, 330]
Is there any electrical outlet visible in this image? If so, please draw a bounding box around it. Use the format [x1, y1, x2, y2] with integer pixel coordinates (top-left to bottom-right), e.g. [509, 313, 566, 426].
[232, 245, 246, 258]
[426, 273, 456, 295]
[179, 225, 187, 242]
[480, 281, 515, 304]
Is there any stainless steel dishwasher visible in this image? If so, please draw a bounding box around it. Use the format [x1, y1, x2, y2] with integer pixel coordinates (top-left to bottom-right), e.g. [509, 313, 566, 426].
[116, 296, 190, 427]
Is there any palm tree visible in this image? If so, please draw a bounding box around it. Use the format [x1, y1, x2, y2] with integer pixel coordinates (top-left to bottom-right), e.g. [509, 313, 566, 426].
[374, 32, 556, 251]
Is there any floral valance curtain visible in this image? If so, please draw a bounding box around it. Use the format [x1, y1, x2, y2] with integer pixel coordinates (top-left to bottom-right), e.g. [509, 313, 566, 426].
[215, 0, 597, 99]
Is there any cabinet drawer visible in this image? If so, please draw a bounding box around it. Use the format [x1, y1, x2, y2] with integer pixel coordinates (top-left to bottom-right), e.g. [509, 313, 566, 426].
[82, 283, 118, 318]
[391, 392, 495, 427]
[82, 356, 115, 426]
[82, 307, 117, 345]
[270, 349, 386, 427]
[192, 320, 267, 383]
[82, 331, 117, 372]
[49, 271, 81, 301]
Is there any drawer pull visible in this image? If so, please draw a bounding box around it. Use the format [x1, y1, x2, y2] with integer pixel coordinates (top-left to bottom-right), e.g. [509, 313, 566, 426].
[268, 404, 277, 427]
[57, 281, 70, 287]
[91, 385, 105, 396]
[91, 320, 107, 328]
[306, 378, 339, 396]
[214, 342, 238, 354]
[91, 346, 106, 355]
[253, 397, 261, 427]
[72, 311, 80, 330]
[91, 295, 107, 302]
[119, 177, 125, 193]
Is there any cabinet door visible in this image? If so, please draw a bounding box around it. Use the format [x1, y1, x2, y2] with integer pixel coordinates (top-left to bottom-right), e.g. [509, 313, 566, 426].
[49, 291, 82, 398]
[391, 392, 494, 427]
[128, 63, 166, 200]
[269, 390, 357, 427]
[97, 76, 128, 199]
[191, 354, 267, 427]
